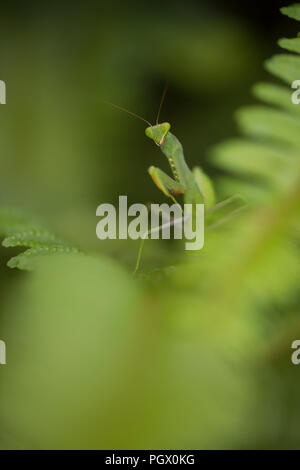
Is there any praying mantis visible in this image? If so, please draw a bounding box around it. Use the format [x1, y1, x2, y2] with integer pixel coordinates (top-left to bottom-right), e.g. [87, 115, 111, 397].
[140, 121, 245, 266]
[106, 90, 246, 274]
[145, 121, 216, 209]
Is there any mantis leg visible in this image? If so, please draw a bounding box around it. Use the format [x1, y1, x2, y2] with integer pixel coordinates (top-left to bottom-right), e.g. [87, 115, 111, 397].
[206, 194, 248, 229]
[133, 210, 189, 276]
[134, 168, 186, 276]
[148, 166, 185, 204]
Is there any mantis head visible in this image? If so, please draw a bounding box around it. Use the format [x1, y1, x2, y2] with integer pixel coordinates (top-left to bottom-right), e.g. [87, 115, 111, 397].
[145, 122, 171, 146]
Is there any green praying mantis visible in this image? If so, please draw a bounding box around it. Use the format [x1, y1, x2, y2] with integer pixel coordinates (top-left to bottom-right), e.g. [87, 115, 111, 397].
[106, 90, 246, 273]
[145, 121, 216, 209]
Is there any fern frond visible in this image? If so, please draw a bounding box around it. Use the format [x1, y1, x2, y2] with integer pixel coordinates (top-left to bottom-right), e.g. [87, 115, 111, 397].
[211, 5, 300, 204]
[184, 4, 300, 333]
[0, 207, 81, 270]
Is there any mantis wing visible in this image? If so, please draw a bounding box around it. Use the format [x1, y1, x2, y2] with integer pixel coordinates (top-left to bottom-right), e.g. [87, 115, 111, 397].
[193, 166, 216, 208]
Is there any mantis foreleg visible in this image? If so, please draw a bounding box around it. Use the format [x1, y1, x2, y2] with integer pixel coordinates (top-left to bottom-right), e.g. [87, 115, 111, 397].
[148, 166, 185, 205]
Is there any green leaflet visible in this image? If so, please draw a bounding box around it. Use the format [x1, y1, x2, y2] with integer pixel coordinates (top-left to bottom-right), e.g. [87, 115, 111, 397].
[236, 105, 300, 148]
[212, 138, 299, 190]
[252, 82, 300, 116]
[278, 37, 300, 54]
[281, 3, 300, 21]
[265, 54, 300, 85]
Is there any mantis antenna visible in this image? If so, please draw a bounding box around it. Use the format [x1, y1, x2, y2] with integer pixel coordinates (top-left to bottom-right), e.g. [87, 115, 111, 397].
[156, 82, 169, 124]
[103, 100, 152, 127]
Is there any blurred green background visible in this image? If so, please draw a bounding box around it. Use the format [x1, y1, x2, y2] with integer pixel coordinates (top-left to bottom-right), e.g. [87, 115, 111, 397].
[0, 0, 299, 449]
